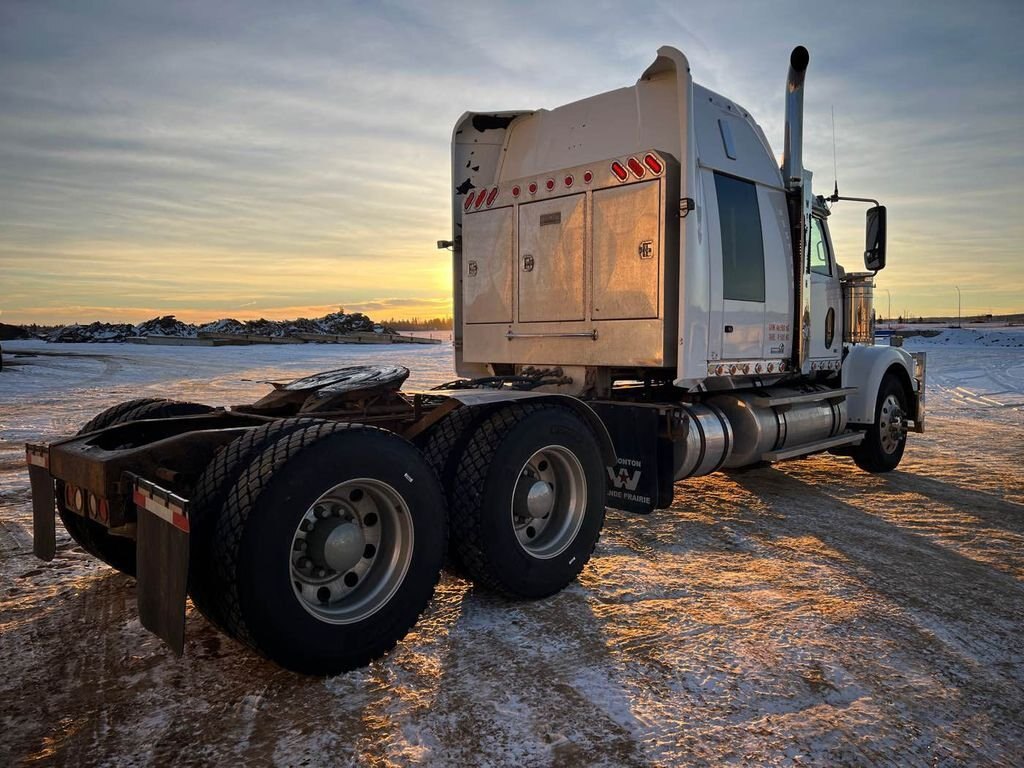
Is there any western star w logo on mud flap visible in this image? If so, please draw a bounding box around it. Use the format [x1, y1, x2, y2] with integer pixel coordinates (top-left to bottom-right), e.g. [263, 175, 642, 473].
[605, 457, 652, 511]
[607, 465, 642, 491]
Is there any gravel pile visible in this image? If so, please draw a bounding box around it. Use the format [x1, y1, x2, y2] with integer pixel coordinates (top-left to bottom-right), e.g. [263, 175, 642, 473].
[44, 312, 394, 343]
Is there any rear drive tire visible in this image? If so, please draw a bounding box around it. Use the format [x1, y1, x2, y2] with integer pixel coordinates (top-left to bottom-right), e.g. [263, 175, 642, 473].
[449, 403, 606, 598]
[57, 398, 214, 575]
[206, 422, 447, 674]
[188, 417, 327, 631]
[851, 374, 908, 473]
[417, 404, 495, 576]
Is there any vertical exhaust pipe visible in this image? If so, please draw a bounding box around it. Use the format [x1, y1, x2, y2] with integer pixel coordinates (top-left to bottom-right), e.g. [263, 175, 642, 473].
[782, 45, 809, 189]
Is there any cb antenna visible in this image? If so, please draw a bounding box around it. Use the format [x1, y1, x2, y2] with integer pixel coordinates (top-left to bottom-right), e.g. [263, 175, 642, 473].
[829, 105, 839, 202]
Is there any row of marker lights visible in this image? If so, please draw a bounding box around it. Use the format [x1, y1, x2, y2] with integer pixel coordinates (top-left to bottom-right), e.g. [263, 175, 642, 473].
[463, 153, 663, 212]
[64, 483, 110, 524]
[712, 361, 789, 376]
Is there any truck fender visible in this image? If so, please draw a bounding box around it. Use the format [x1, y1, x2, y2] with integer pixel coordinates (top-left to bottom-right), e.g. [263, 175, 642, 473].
[432, 390, 617, 466]
[841, 346, 917, 425]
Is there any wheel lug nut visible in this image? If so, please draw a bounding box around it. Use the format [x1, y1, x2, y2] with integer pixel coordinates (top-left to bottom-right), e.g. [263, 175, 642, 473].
[314, 568, 327, 578]
[298, 557, 311, 569]
[315, 506, 331, 519]
[301, 519, 314, 532]
[293, 539, 306, 551]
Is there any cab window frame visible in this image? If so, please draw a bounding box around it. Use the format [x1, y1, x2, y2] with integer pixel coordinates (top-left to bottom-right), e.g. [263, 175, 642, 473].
[809, 215, 833, 277]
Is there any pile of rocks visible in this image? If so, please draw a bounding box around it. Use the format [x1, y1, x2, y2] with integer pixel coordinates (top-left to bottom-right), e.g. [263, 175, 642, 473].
[44, 312, 394, 343]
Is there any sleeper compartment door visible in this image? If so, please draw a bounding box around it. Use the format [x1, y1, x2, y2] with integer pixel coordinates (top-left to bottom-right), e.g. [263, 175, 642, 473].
[715, 173, 765, 360]
[518, 194, 585, 322]
[463, 206, 514, 324]
[592, 180, 660, 320]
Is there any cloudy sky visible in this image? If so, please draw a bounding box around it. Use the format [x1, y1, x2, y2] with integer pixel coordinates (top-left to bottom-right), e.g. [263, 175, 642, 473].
[1, 0, 1021, 324]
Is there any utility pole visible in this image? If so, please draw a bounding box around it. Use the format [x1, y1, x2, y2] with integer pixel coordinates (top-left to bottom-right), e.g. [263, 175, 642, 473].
[955, 285, 962, 328]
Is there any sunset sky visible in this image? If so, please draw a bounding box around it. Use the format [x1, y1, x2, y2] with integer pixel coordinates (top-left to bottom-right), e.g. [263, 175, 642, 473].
[2, 1, 1021, 325]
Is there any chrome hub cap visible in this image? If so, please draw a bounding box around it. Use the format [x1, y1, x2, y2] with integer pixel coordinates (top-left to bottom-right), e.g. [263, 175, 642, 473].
[290, 478, 413, 624]
[511, 446, 587, 559]
[879, 394, 906, 454]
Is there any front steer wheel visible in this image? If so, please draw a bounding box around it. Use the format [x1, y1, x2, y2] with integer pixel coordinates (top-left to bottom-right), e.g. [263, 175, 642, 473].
[851, 373, 909, 473]
[449, 403, 607, 598]
[199, 422, 447, 675]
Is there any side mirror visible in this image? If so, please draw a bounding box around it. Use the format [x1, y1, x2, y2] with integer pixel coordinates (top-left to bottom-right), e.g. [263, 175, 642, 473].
[864, 205, 886, 271]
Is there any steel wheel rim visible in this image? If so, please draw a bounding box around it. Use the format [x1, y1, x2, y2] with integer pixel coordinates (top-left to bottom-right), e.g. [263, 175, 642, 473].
[879, 393, 906, 455]
[510, 445, 587, 559]
[290, 478, 413, 624]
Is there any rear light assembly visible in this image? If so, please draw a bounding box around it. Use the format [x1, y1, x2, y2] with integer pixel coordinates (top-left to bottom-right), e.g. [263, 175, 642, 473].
[486, 187, 499, 207]
[464, 194, 474, 212]
[545, 178, 555, 191]
[563, 174, 574, 187]
[512, 185, 521, 198]
[473, 189, 487, 209]
[610, 161, 628, 182]
[627, 157, 645, 178]
[583, 170, 593, 184]
[528, 182, 538, 195]
[643, 153, 663, 174]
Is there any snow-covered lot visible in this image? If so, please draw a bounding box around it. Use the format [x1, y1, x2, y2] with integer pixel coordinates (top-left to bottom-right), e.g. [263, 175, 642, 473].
[1, 332, 1022, 766]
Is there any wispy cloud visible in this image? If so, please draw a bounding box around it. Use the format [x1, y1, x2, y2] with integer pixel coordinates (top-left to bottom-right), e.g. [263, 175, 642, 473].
[1, 1, 1021, 322]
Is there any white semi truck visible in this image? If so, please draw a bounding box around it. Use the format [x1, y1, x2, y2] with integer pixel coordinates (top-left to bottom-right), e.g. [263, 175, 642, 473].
[26, 45, 924, 675]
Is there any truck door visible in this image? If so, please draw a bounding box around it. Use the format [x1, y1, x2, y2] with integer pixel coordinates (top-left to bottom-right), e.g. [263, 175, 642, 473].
[807, 216, 842, 361]
[714, 172, 765, 360]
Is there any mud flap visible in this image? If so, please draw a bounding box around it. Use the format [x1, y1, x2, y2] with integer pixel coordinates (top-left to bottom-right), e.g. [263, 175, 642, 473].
[131, 474, 190, 657]
[26, 444, 56, 561]
[589, 403, 669, 514]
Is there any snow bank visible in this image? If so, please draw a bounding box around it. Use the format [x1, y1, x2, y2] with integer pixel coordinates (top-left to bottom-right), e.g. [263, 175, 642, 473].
[903, 327, 1024, 348]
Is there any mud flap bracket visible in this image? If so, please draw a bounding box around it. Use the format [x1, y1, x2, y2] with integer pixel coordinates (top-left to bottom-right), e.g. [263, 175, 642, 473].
[27, 444, 56, 561]
[130, 473, 191, 657]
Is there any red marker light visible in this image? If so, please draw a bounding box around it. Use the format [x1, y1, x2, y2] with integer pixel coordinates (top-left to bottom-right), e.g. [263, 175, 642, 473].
[545, 178, 555, 191]
[564, 174, 574, 187]
[528, 182, 538, 194]
[583, 170, 593, 184]
[473, 189, 488, 209]
[464, 194, 474, 212]
[512, 185, 521, 198]
[486, 187, 499, 206]
[627, 157, 645, 178]
[610, 161, 628, 181]
[643, 153, 663, 174]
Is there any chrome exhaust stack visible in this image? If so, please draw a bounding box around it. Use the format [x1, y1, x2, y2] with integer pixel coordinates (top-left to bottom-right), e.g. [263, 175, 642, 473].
[782, 45, 809, 189]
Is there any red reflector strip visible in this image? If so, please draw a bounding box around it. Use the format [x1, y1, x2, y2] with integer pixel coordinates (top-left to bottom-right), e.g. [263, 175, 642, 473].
[133, 487, 190, 533]
[25, 444, 49, 469]
[486, 187, 499, 206]
[627, 157, 646, 178]
[473, 189, 488, 209]
[643, 153, 663, 174]
[610, 161, 628, 181]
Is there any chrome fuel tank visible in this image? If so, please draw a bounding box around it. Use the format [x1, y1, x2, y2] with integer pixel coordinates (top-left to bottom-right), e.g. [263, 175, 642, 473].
[709, 386, 847, 468]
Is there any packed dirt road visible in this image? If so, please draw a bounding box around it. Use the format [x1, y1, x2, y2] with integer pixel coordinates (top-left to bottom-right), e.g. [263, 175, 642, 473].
[1, 337, 1022, 766]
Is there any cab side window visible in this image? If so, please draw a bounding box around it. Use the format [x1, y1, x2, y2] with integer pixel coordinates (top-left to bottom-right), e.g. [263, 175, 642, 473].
[715, 172, 765, 302]
[810, 217, 832, 276]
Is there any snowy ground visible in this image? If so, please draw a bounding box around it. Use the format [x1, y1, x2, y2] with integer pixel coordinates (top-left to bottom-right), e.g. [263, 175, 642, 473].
[1, 332, 1022, 766]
